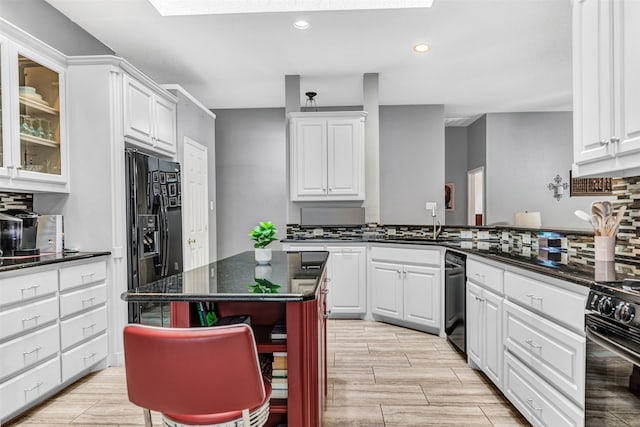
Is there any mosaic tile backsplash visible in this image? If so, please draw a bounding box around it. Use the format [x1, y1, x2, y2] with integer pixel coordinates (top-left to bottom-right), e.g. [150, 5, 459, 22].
[286, 176, 640, 270]
[0, 192, 33, 211]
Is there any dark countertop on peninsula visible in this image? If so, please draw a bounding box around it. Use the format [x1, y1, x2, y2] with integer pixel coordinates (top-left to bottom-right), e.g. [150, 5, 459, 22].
[282, 237, 639, 289]
[122, 250, 329, 303]
[0, 251, 111, 273]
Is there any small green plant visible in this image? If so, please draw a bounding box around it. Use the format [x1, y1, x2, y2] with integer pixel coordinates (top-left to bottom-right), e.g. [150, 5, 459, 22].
[249, 221, 278, 248]
[247, 278, 281, 294]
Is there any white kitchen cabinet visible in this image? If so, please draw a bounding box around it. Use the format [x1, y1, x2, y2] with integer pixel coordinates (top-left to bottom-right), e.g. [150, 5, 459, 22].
[289, 112, 366, 201]
[466, 280, 503, 389]
[0, 258, 108, 424]
[282, 242, 366, 317]
[0, 25, 69, 193]
[123, 73, 177, 155]
[572, 0, 640, 177]
[370, 246, 441, 331]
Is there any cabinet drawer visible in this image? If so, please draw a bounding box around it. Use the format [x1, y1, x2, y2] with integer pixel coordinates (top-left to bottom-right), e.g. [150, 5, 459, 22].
[60, 283, 107, 318]
[504, 352, 584, 427]
[0, 356, 60, 421]
[504, 301, 585, 405]
[60, 306, 107, 350]
[0, 324, 59, 380]
[370, 246, 440, 266]
[504, 272, 587, 331]
[0, 297, 59, 341]
[61, 333, 107, 382]
[59, 260, 107, 291]
[467, 259, 504, 294]
[0, 270, 58, 307]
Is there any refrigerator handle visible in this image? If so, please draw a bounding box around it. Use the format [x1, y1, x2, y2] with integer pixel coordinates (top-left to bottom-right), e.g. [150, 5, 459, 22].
[159, 194, 170, 276]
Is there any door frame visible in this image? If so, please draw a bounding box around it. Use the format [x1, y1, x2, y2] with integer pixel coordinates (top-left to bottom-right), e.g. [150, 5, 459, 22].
[182, 136, 209, 270]
[467, 166, 485, 226]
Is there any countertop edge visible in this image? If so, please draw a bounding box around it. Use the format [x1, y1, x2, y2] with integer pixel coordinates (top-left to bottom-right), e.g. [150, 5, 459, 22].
[0, 251, 111, 273]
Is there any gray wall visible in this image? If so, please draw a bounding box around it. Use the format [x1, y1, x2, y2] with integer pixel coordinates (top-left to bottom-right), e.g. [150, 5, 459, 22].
[213, 108, 287, 259]
[445, 127, 468, 225]
[170, 90, 217, 261]
[380, 105, 445, 225]
[485, 112, 608, 229]
[0, 0, 113, 55]
[467, 115, 487, 172]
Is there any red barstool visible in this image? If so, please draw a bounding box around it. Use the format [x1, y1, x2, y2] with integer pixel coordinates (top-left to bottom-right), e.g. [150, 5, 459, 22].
[123, 323, 271, 426]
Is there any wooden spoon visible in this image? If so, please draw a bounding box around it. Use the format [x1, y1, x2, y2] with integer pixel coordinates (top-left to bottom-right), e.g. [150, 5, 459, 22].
[574, 210, 600, 235]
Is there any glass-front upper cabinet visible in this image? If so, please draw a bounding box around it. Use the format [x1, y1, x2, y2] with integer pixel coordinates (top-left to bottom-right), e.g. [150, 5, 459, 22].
[17, 53, 61, 175]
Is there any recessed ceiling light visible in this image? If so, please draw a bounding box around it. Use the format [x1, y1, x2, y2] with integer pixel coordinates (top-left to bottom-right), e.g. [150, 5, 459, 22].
[413, 43, 431, 53]
[294, 20, 311, 30]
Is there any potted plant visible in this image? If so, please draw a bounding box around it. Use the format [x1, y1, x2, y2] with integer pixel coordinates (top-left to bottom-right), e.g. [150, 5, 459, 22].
[250, 221, 278, 264]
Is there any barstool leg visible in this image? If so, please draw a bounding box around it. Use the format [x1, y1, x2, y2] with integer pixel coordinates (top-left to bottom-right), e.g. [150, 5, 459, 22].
[241, 408, 250, 426]
[143, 408, 153, 427]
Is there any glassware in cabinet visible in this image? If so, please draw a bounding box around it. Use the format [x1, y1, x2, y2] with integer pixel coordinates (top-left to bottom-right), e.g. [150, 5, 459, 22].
[17, 54, 61, 175]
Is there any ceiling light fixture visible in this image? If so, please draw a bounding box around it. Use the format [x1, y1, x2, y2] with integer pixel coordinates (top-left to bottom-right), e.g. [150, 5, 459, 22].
[147, 0, 434, 16]
[294, 20, 311, 30]
[413, 43, 431, 53]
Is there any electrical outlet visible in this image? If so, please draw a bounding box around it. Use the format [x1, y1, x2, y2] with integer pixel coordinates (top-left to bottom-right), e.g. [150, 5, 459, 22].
[425, 202, 437, 211]
[522, 233, 532, 245]
[313, 228, 324, 237]
[387, 228, 396, 236]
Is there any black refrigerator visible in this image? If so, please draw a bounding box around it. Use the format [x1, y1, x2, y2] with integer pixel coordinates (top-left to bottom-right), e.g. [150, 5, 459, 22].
[125, 148, 183, 325]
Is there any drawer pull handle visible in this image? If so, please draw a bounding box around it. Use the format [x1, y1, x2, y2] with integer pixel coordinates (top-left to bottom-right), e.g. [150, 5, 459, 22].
[81, 273, 95, 282]
[526, 294, 544, 301]
[20, 285, 40, 297]
[82, 297, 96, 306]
[525, 339, 543, 350]
[475, 273, 486, 281]
[23, 346, 42, 357]
[82, 323, 97, 333]
[22, 315, 41, 325]
[24, 382, 43, 394]
[526, 398, 542, 412]
[84, 352, 97, 362]
[321, 288, 329, 294]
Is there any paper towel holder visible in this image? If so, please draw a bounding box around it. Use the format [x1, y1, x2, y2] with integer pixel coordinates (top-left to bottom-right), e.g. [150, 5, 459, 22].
[548, 174, 569, 201]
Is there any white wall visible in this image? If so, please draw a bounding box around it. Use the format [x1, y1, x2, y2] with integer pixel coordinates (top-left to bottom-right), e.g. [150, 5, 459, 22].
[379, 105, 445, 225]
[214, 108, 287, 259]
[485, 112, 609, 229]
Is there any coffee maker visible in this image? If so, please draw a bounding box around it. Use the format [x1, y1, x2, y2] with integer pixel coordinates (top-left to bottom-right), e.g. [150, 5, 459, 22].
[0, 212, 22, 257]
[5, 209, 39, 256]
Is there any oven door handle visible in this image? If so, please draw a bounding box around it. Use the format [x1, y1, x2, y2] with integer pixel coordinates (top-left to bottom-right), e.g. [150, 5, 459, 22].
[586, 327, 640, 366]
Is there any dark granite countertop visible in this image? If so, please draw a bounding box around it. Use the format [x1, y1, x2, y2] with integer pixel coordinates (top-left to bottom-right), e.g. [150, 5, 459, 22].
[0, 251, 111, 273]
[122, 250, 329, 303]
[283, 237, 638, 288]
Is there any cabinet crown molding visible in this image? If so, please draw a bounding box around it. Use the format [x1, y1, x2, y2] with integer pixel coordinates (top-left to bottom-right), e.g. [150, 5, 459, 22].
[288, 111, 368, 119]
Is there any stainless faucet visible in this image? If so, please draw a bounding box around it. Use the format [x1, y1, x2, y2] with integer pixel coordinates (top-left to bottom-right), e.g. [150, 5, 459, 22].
[431, 208, 442, 240]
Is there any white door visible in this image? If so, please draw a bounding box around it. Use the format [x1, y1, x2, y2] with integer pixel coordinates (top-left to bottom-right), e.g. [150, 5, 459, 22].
[572, 0, 616, 164]
[466, 281, 483, 367]
[615, 0, 640, 156]
[327, 119, 361, 197]
[482, 289, 503, 388]
[327, 246, 366, 315]
[370, 261, 403, 320]
[403, 265, 440, 328]
[467, 167, 484, 226]
[291, 119, 326, 199]
[182, 137, 209, 270]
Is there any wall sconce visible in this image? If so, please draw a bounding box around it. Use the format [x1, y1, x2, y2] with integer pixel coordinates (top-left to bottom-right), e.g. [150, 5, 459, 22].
[548, 174, 569, 201]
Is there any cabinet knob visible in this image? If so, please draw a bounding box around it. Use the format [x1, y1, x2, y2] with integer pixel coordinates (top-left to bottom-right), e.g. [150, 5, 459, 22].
[599, 139, 610, 146]
[610, 136, 620, 144]
[187, 238, 196, 244]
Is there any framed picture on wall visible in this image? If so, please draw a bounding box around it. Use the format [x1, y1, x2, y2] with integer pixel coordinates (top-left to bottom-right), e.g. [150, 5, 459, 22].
[445, 183, 455, 211]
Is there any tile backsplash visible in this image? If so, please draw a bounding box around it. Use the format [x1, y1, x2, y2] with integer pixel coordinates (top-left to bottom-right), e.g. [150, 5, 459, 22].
[0, 192, 33, 211]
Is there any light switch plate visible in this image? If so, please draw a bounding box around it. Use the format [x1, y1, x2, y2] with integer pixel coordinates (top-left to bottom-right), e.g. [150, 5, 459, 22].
[425, 202, 437, 211]
[313, 228, 324, 236]
[477, 231, 490, 240]
[460, 230, 473, 240]
[387, 228, 396, 236]
[522, 233, 532, 245]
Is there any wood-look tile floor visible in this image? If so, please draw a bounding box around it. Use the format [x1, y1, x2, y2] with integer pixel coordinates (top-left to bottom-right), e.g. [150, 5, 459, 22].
[6, 319, 530, 426]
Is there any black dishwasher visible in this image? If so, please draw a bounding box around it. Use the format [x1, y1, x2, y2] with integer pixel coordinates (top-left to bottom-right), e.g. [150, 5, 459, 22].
[445, 251, 466, 354]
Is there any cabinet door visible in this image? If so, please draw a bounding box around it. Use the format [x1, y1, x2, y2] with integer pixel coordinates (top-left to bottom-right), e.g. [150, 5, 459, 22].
[403, 264, 440, 329]
[327, 246, 366, 315]
[123, 74, 154, 146]
[466, 281, 483, 367]
[615, 0, 640, 156]
[482, 289, 503, 389]
[153, 95, 177, 154]
[326, 119, 363, 199]
[290, 119, 327, 199]
[572, 0, 616, 165]
[370, 261, 403, 320]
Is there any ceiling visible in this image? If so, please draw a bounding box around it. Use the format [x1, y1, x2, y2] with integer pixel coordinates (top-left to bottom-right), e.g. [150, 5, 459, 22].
[45, 0, 573, 121]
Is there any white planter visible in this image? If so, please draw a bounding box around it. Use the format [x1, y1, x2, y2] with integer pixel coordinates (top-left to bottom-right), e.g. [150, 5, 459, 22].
[254, 248, 272, 265]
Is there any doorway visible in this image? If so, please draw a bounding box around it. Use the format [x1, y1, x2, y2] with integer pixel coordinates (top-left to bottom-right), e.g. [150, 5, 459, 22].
[467, 167, 484, 226]
[182, 136, 209, 270]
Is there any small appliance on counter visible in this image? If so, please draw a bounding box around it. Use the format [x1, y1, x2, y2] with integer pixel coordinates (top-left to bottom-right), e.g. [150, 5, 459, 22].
[5, 209, 40, 256]
[36, 214, 64, 253]
[0, 212, 22, 257]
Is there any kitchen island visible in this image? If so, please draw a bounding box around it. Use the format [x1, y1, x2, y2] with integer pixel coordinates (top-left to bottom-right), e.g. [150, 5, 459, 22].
[121, 250, 329, 427]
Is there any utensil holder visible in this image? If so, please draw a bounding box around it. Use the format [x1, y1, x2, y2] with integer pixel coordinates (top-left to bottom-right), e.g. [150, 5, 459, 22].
[594, 260, 616, 282]
[594, 236, 616, 262]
